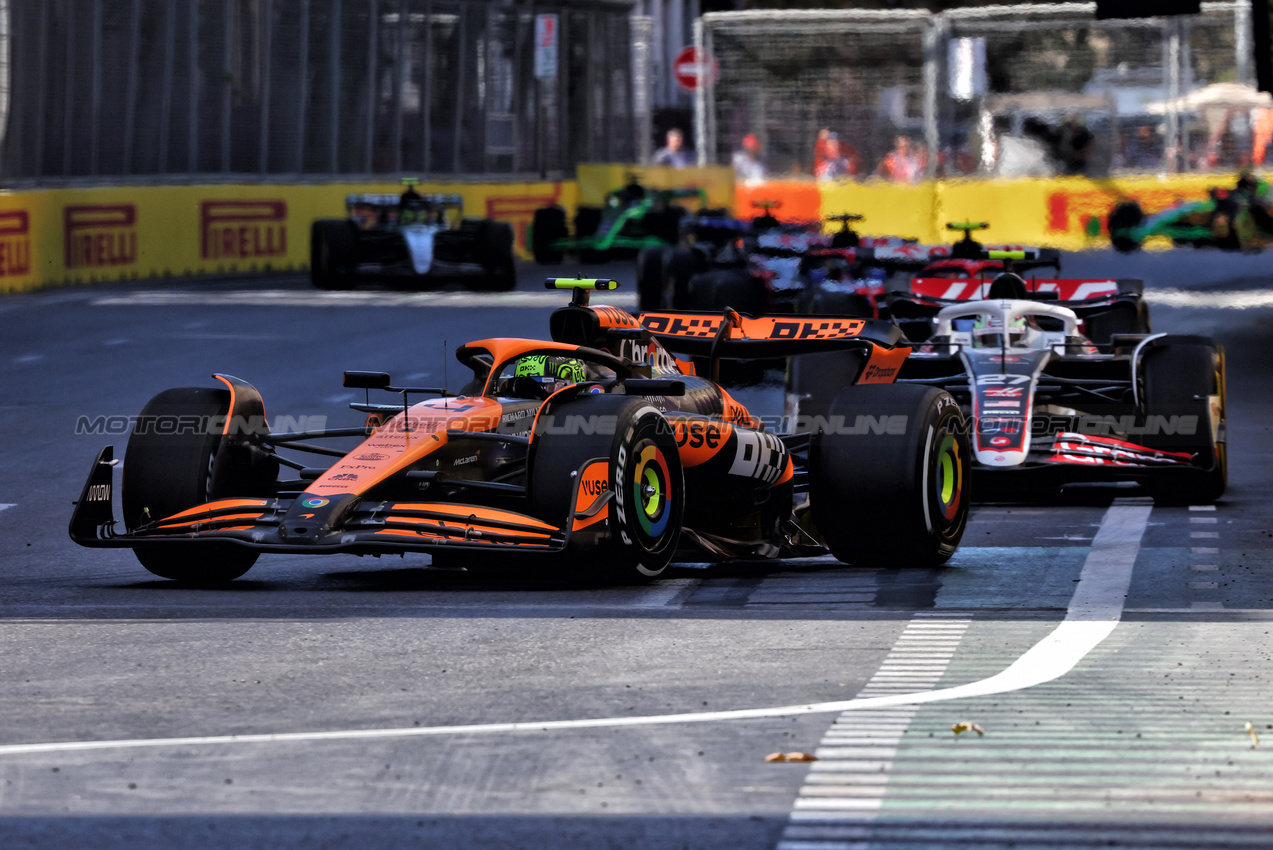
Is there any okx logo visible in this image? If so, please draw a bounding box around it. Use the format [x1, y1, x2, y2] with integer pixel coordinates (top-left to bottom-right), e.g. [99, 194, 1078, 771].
[200, 200, 288, 260]
[64, 204, 138, 269]
[0, 210, 31, 277]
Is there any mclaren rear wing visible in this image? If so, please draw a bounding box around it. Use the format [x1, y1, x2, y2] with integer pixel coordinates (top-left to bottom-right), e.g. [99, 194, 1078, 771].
[639, 307, 907, 370]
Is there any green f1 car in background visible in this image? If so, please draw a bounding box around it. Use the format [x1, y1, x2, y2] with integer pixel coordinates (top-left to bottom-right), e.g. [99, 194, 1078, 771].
[531, 176, 711, 264]
[1108, 172, 1273, 252]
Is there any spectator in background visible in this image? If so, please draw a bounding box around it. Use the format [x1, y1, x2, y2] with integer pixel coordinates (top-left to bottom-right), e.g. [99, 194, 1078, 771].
[653, 128, 694, 168]
[732, 133, 767, 182]
[1057, 117, 1094, 175]
[1254, 109, 1273, 167]
[878, 135, 921, 182]
[815, 133, 855, 182]
[1121, 125, 1160, 170]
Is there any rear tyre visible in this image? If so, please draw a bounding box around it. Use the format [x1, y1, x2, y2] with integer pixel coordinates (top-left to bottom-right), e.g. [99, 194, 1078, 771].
[1108, 202, 1144, 253]
[668, 247, 698, 310]
[576, 207, 608, 264]
[811, 384, 969, 566]
[528, 395, 684, 582]
[310, 220, 358, 290]
[637, 245, 672, 313]
[1139, 340, 1226, 504]
[531, 207, 567, 264]
[475, 220, 517, 291]
[123, 388, 263, 582]
[689, 269, 766, 315]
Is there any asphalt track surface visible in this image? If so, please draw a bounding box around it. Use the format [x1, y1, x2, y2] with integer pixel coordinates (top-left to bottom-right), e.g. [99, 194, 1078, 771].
[1, 250, 1272, 849]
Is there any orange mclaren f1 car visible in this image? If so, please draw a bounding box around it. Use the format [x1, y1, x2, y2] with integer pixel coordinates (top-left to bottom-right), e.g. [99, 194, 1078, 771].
[70, 279, 970, 583]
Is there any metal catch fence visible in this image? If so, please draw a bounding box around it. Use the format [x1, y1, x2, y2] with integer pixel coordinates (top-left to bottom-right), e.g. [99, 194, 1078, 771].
[0, 0, 641, 185]
[697, 2, 1255, 180]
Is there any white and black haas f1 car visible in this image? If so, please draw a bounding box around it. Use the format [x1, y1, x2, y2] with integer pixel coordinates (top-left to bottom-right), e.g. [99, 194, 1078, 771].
[876, 274, 1225, 504]
[70, 280, 971, 584]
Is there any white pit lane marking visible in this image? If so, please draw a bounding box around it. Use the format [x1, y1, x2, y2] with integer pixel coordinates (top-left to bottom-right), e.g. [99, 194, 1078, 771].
[0, 505, 1150, 758]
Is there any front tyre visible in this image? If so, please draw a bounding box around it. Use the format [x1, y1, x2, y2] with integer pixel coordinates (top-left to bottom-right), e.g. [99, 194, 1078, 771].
[122, 387, 263, 582]
[310, 219, 358, 289]
[811, 384, 969, 566]
[528, 395, 684, 582]
[1108, 202, 1144, 253]
[531, 207, 567, 264]
[475, 220, 517, 291]
[1139, 339, 1227, 504]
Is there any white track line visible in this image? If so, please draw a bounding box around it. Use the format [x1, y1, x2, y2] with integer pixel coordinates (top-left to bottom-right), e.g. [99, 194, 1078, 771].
[0, 504, 14, 513]
[92, 290, 639, 309]
[0, 505, 1150, 758]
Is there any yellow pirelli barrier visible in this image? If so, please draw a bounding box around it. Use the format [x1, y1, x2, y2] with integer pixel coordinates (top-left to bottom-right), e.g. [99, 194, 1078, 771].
[820, 180, 942, 243]
[576, 164, 735, 210]
[0, 179, 579, 295]
[0, 170, 1249, 295]
[738, 173, 1247, 250]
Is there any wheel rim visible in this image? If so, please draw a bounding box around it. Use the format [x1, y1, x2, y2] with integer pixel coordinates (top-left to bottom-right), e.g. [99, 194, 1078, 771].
[633, 442, 672, 539]
[932, 430, 966, 526]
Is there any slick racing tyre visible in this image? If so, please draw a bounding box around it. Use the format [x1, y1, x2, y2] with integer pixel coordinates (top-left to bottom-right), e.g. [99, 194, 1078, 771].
[1107, 202, 1144, 253]
[636, 246, 697, 313]
[688, 269, 766, 316]
[310, 219, 358, 289]
[575, 207, 608, 264]
[667, 247, 698, 310]
[528, 395, 684, 582]
[811, 384, 969, 567]
[475, 220, 517, 291]
[1138, 338, 1227, 504]
[637, 245, 672, 313]
[123, 387, 270, 582]
[531, 206, 567, 264]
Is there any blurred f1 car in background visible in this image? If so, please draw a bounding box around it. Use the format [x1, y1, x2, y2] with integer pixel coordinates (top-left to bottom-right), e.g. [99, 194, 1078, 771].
[1107, 172, 1273, 252]
[888, 249, 1150, 344]
[638, 215, 1064, 325]
[310, 182, 516, 291]
[532, 176, 710, 265]
[636, 205, 881, 316]
[71, 280, 970, 584]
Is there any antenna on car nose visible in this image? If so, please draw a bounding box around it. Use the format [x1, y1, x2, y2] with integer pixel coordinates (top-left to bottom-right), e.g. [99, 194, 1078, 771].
[443, 340, 448, 408]
[546, 276, 620, 308]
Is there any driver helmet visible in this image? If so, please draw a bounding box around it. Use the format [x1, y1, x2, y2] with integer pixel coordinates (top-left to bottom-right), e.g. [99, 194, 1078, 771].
[972, 313, 1030, 349]
[513, 355, 588, 394]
